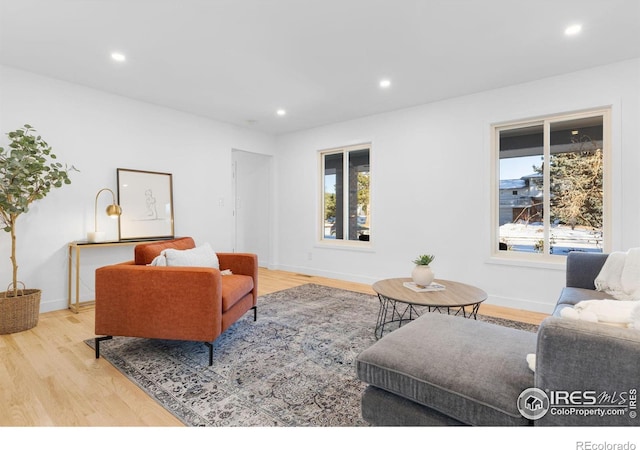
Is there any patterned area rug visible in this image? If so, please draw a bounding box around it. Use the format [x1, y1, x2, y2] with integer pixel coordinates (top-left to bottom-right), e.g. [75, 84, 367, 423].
[86, 284, 538, 426]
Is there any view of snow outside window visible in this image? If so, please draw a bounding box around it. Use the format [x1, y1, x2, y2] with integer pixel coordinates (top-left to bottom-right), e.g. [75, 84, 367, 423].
[498, 115, 604, 255]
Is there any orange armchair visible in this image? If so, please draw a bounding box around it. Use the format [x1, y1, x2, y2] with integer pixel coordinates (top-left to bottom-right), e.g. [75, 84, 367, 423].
[94, 237, 258, 365]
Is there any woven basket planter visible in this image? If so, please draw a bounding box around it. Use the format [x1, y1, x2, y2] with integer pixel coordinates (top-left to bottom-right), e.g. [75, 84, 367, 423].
[0, 289, 41, 334]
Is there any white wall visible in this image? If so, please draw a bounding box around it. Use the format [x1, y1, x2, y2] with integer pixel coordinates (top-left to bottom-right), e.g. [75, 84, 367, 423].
[0, 66, 276, 312]
[2, 59, 638, 315]
[273, 58, 640, 313]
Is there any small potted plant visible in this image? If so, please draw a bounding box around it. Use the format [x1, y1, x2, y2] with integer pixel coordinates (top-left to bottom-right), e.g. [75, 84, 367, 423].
[0, 124, 76, 334]
[411, 254, 435, 287]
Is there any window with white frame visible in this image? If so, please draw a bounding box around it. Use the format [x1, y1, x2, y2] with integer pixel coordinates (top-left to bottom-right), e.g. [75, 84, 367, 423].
[320, 144, 370, 243]
[494, 109, 610, 256]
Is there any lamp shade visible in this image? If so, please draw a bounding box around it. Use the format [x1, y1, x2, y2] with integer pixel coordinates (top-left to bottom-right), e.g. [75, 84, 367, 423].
[106, 204, 122, 217]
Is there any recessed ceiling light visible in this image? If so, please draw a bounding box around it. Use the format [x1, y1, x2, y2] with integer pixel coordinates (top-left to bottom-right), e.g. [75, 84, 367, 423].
[564, 24, 582, 36]
[111, 52, 126, 62]
[379, 79, 391, 88]
[276, 109, 286, 116]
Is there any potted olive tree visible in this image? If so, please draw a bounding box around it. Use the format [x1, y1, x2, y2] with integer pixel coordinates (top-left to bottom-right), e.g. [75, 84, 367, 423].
[0, 124, 76, 334]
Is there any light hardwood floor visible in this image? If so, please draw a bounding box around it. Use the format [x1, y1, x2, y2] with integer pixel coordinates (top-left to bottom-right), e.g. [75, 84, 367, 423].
[0, 268, 549, 426]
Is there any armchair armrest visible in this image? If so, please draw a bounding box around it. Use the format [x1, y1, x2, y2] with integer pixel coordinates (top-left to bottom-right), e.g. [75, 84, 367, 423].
[217, 253, 258, 299]
[534, 317, 640, 426]
[217, 253, 257, 277]
[95, 263, 223, 342]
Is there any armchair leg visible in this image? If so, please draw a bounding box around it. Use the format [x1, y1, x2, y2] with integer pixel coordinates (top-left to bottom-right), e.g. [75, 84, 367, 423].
[252, 306, 257, 321]
[95, 336, 113, 359]
[204, 342, 213, 366]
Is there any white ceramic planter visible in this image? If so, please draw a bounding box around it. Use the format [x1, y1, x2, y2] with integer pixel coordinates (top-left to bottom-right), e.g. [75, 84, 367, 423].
[411, 265, 434, 287]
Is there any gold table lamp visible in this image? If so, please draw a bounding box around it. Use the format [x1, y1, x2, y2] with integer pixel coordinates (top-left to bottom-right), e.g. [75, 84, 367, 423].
[87, 188, 122, 242]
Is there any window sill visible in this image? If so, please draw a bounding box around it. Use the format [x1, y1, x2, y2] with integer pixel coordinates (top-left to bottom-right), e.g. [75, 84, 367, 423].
[315, 240, 375, 253]
[485, 253, 566, 271]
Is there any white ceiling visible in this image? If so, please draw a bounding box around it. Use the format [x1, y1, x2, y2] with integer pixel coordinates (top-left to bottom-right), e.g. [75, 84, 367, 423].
[1, 0, 639, 135]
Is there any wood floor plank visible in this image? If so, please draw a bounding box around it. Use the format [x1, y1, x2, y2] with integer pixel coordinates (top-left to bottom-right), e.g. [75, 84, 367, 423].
[0, 267, 549, 426]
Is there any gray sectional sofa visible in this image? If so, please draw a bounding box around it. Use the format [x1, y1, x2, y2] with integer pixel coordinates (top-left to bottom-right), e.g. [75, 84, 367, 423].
[356, 252, 640, 426]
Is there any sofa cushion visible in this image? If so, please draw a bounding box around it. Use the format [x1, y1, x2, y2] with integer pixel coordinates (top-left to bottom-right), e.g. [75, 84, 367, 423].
[134, 237, 195, 265]
[163, 243, 220, 269]
[221, 275, 254, 312]
[356, 313, 537, 426]
[534, 317, 640, 426]
[553, 287, 614, 316]
[361, 385, 466, 426]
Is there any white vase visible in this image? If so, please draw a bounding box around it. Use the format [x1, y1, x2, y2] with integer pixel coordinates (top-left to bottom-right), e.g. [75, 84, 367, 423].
[411, 265, 434, 287]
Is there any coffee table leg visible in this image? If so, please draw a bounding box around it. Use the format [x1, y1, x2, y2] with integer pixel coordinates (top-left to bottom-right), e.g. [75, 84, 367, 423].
[376, 295, 426, 339]
[375, 294, 391, 339]
[376, 294, 408, 339]
[469, 302, 480, 319]
[452, 303, 481, 319]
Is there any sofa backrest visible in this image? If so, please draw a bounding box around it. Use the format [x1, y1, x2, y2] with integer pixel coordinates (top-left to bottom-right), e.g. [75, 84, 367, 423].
[134, 237, 195, 265]
[565, 251, 609, 289]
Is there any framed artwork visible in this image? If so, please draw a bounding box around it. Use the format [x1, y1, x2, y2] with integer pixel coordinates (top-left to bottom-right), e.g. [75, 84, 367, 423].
[117, 168, 174, 240]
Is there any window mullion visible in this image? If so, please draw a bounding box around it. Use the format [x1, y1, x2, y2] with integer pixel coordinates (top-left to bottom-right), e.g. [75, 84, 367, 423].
[342, 151, 350, 239]
[543, 120, 551, 254]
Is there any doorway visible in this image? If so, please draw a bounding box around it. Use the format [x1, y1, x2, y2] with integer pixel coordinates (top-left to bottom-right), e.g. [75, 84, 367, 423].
[231, 149, 272, 267]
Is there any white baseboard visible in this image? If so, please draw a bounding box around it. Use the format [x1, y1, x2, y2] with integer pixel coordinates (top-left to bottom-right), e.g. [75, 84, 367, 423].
[482, 295, 555, 315]
[40, 298, 69, 314]
[272, 264, 380, 286]
[271, 264, 556, 315]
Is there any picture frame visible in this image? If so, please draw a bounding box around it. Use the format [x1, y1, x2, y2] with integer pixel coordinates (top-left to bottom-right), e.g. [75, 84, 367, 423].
[116, 168, 174, 240]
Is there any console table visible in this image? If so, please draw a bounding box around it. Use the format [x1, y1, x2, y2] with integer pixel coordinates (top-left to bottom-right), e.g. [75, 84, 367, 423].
[67, 239, 168, 313]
